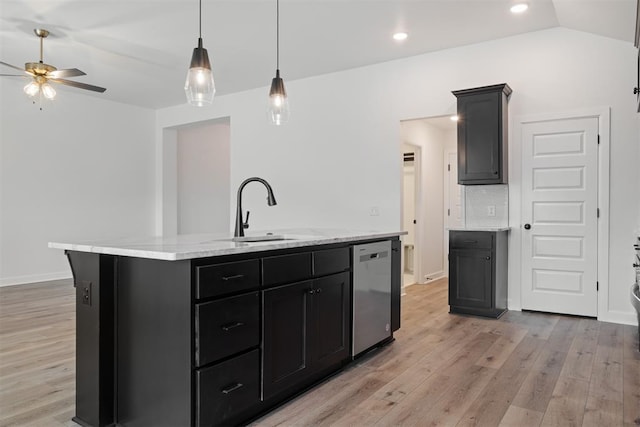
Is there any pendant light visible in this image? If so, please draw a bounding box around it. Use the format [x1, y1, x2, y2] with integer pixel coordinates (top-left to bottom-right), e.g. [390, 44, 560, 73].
[267, 0, 289, 125]
[185, 0, 215, 106]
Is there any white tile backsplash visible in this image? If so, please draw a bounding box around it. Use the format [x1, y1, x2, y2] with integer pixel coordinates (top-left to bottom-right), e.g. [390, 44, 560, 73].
[464, 185, 509, 228]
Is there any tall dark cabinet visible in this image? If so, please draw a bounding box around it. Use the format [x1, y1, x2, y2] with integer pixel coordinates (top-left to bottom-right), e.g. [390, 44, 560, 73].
[449, 230, 508, 318]
[453, 83, 511, 185]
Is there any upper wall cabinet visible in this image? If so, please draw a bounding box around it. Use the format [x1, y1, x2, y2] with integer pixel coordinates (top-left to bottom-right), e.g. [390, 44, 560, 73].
[453, 83, 512, 185]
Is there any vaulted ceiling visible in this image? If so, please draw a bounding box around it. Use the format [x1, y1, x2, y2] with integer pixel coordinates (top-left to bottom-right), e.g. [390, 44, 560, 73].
[1, 0, 636, 109]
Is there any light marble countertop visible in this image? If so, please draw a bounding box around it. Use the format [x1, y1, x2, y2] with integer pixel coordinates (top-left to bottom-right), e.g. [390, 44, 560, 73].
[447, 227, 511, 232]
[49, 228, 407, 261]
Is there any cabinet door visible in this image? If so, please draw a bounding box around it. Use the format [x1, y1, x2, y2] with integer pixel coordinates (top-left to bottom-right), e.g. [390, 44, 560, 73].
[262, 280, 314, 400]
[457, 91, 502, 184]
[449, 249, 493, 309]
[311, 272, 350, 372]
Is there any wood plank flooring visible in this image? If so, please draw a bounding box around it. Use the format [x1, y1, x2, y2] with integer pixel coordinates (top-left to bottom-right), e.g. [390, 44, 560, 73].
[0, 278, 638, 427]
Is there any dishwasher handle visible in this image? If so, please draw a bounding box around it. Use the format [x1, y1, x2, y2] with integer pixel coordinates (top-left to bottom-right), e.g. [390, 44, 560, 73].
[359, 251, 389, 262]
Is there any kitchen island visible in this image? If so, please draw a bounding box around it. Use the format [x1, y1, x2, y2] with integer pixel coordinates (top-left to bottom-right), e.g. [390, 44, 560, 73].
[49, 229, 404, 427]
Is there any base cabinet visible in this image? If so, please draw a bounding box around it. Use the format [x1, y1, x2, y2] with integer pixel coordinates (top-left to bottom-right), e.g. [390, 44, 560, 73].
[263, 271, 350, 400]
[448, 230, 508, 318]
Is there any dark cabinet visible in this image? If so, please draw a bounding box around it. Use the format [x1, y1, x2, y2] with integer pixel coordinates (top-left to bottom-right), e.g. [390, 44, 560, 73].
[311, 273, 350, 371]
[449, 230, 508, 318]
[262, 271, 350, 400]
[453, 83, 511, 185]
[262, 280, 314, 399]
[68, 238, 398, 427]
[195, 350, 260, 427]
[194, 292, 260, 367]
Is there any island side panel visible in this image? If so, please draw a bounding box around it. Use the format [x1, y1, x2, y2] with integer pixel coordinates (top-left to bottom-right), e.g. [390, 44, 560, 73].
[116, 257, 192, 427]
[66, 251, 115, 427]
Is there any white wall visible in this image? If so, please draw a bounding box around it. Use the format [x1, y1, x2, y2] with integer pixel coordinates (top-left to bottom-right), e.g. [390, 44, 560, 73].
[177, 119, 230, 234]
[156, 28, 639, 324]
[0, 82, 155, 286]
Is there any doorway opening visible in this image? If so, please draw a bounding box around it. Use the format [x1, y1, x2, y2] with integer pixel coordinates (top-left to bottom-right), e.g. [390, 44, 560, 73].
[400, 115, 460, 291]
[159, 117, 231, 236]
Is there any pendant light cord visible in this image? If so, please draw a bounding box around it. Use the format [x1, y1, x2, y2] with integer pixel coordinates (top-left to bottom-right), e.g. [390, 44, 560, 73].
[199, 0, 202, 39]
[276, 0, 280, 69]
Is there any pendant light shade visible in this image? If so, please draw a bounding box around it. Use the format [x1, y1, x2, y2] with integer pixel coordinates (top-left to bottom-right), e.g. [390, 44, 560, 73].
[185, 0, 215, 106]
[268, 69, 289, 125]
[267, 0, 289, 125]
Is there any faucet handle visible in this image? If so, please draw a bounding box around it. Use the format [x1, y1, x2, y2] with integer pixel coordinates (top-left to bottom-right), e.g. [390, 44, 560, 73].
[243, 211, 250, 229]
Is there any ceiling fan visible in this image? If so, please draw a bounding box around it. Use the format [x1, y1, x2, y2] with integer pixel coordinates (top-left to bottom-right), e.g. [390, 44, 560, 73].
[0, 28, 106, 104]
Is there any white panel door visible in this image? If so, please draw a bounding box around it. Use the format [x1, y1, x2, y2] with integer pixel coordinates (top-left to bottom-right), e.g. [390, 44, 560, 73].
[521, 117, 599, 317]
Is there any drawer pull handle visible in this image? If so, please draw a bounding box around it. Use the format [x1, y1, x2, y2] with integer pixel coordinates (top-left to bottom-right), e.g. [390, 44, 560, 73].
[221, 383, 244, 394]
[222, 274, 244, 281]
[221, 322, 245, 331]
[463, 240, 478, 244]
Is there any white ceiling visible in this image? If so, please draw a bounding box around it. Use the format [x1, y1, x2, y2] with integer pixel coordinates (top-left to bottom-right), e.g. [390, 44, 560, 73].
[0, 0, 636, 109]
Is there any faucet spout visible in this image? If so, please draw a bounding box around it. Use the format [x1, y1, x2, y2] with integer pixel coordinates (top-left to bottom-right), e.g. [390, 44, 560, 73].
[234, 177, 278, 238]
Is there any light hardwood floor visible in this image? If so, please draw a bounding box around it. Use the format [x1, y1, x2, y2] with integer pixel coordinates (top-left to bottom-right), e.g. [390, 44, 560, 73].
[1, 278, 638, 427]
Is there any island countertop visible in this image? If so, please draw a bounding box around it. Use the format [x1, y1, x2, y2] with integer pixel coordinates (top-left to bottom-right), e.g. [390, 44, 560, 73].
[49, 228, 407, 261]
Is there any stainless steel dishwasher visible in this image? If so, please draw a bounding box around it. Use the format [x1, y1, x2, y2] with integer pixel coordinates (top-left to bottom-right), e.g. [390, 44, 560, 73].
[352, 240, 392, 357]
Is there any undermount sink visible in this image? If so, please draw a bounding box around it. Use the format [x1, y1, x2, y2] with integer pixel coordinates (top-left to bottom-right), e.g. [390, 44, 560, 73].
[231, 234, 290, 243]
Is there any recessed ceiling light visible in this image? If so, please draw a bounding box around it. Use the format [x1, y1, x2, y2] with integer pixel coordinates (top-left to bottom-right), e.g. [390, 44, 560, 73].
[450, 115, 459, 122]
[393, 32, 408, 41]
[510, 3, 529, 13]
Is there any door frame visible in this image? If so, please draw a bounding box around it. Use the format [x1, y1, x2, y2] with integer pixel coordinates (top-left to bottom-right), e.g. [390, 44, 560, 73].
[509, 107, 610, 320]
[400, 143, 422, 290]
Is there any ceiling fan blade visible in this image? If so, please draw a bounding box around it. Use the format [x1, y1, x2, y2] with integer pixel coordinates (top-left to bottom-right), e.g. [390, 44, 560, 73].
[50, 78, 107, 93]
[48, 68, 86, 78]
[0, 61, 27, 73]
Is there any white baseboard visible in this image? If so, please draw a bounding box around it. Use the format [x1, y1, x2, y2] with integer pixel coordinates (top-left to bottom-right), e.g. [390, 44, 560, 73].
[598, 309, 638, 326]
[0, 271, 73, 287]
[423, 270, 444, 283]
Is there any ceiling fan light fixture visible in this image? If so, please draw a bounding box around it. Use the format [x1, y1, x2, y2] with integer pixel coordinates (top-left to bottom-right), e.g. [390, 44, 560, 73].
[267, 0, 289, 125]
[24, 81, 40, 97]
[41, 82, 56, 100]
[185, 0, 215, 106]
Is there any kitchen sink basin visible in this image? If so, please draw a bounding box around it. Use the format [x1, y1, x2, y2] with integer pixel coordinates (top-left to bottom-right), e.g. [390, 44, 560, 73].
[231, 235, 290, 242]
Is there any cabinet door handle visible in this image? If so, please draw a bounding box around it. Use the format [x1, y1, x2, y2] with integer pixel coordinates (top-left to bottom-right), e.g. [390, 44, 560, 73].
[221, 383, 244, 394]
[316, 288, 322, 293]
[308, 289, 315, 295]
[221, 321, 245, 331]
[486, 256, 491, 260]
[222, 274, 244, 281]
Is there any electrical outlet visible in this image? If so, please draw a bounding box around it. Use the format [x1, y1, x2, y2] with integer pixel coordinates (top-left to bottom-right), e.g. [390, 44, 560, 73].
[81, 281, 92, 306]
[487, 205, 496, 217]
[369, 206, 380, 216]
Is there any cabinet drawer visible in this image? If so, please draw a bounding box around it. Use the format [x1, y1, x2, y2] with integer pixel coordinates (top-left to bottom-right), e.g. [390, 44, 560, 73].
[195, 292, 259, 366]
[196, 349, 260, 427]
[196, 259, 260, 299]
[450, 231, 493, 249]
[313, 247, 350, 277]
[263, 252, 312, 286]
